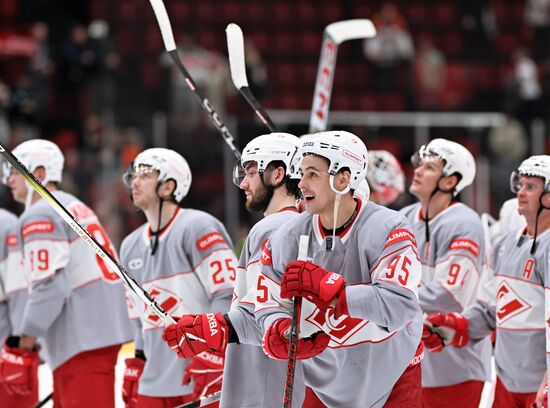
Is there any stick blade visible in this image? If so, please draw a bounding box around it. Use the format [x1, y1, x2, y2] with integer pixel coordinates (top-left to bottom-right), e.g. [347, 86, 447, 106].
[326, 19, 376, 44]
[226, 23, 249, 89]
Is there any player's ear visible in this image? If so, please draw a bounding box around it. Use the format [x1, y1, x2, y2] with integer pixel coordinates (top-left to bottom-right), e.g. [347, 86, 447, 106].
[33, 166, 46, 183]
[159, 179, 176, 200]
[541, 192, 550, 208]
[440, 174, 459, 192]
[271, 166, 286, 184]
[335, 170, 351, 190]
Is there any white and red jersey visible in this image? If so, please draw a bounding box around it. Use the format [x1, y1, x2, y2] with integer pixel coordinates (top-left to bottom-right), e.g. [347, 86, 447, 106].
[17, 191, 133, 370]
[222, 207, 305, 408]
[401, 202, 492, 387]
[0, 208, 25, 342]
[255, 198, 423, 407]
[470, 227, 547, 392]
[120, 208, 235, 397]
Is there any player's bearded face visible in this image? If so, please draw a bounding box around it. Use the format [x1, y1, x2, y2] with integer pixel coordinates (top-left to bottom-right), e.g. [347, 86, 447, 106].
[298, 155, 334, 215]
[410, 158, 444, 199]
[240, 163, 270, 212]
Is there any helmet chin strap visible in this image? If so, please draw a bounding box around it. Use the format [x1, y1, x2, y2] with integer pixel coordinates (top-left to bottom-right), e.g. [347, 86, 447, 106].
[531, 191, 550, 255]
[328, 174, 351, 252]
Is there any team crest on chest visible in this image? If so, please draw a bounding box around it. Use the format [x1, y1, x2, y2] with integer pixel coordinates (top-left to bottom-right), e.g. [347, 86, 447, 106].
[496, 280, 531, 324]
[144, 286, 181, 326]
[306, 308, 367, 346]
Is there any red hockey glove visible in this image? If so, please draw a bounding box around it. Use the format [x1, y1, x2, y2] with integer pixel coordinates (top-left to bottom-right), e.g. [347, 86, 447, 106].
[0, 345, 39, 396]
[262, 318, 330, 360]
[281, 261, 346, 310]
[422, 323, 445, 353]
[425, 312, 469, 350]
[183, 350, 224, 400]
[122, 357, 145, 408]
[162, 313, 228, 359]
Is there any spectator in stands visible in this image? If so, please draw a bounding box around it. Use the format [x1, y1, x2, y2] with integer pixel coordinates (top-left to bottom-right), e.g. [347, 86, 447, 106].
[412, 34, 446, 111]
[505, 47, 543, 133]
[160, 29, 233, 137]
[525, 0, 550, 59]
[58, 24, 101, 144]
[364, 3, 414, 92]
[459, 0, 496, 59]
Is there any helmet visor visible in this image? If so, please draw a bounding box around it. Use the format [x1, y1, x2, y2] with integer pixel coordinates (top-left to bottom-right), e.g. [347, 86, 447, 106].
[232, 160, 245, 187]
[122, 163, 158, 188]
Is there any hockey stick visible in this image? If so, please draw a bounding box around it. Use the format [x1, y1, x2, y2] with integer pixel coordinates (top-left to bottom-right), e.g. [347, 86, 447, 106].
[33, 392, 52, 408]
[309, 19, 376, 133]
[283, 235, 309, 408]
[0, 142, 187, 330]
[175, 391, 222, 408]
[226, 23, 278, 133]
[148, 0, 241, 160]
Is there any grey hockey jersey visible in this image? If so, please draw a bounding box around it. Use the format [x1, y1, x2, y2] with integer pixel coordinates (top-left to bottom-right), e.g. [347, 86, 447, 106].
[470, 227, 546, 392]
[401, 202, 492, 387]
[255, 198, 423, 408]
[0, 209, 26, 341]
[17, 191, 133, 369]
[222, 207, 305, 408]
[120, 208, 235, 397]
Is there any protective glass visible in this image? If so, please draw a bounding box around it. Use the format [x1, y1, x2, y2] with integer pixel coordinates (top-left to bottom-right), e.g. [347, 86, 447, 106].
[1, 161, 11, 186]
[232, 161, 246, 187]
[122, 163, 158, 188]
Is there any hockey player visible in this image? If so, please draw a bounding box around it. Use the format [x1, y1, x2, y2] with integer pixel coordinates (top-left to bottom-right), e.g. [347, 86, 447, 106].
[120, 147, 236, 407]
[401, 138, 492, 407]
[366, 150, 405, 206]
[2, 139, 133, 407]
[162, 132, 307, 407]
[0, 204, 35, 407]
[255, 131, 423, 407]
[425, 155, 550, 407]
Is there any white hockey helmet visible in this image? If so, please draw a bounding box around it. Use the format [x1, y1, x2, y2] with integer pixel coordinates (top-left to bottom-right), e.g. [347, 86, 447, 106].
[367, 150, 405, 203]
[299, 130, 368, 192]
[6, 139, 64, 185]
[510, 155, 550, 193]
[233, 132, 302, 186]
[124, 148, 192, 202]
[412, 138, 475, 196]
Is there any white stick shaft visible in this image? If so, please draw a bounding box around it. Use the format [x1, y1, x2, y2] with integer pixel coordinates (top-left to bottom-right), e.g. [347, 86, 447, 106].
[149, 0, 176, 51]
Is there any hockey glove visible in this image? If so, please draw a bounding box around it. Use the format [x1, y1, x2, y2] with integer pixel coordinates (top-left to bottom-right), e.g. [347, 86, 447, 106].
[0, 342, 39, 396]
[162, 313, 228, 359]
[422, 324, 445, 353]
[183, 350, 224, 400]
[424, 312, 469, 352]
[281, 261, 346, 311]
[122, 353, 145, 408]
[262, 317, 330, 360]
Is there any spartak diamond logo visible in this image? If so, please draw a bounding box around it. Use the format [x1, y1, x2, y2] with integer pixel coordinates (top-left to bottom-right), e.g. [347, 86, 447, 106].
[145, 286, 180, 326]
[307, 308, 367, 346]
[496, 280, 531, 324]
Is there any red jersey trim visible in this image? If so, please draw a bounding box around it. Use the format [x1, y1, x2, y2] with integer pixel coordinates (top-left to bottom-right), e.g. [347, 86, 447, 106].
[147, 208, 180, 239]
[5, 234, 18, 247]
[317, 197, 363, 239]
[196, 231, 226, 251]
[384, 228, 417, 249]
[22, 221, 54, 237]
[449, 238, 480, 257]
